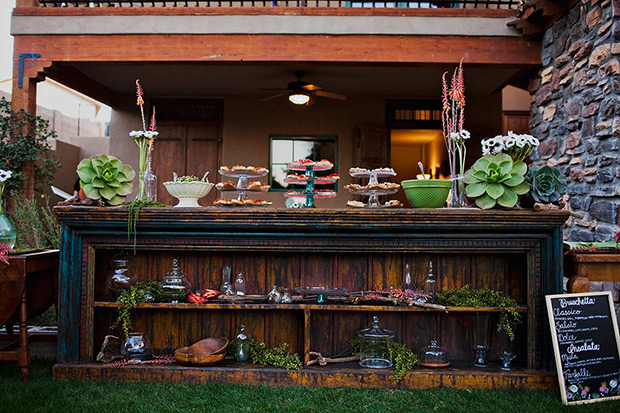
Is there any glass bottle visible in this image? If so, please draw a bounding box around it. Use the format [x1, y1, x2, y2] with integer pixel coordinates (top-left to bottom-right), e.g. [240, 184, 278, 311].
[106, 252, 136, 297]
[422, 261, 435, 303]
[144, 156, 158, 202]
[235, 324, 249, 362]
[160, 259, 192, 303]
[221, 266, 234, 295]
[234, 272, 246, 296]
[267, 285, 281, 303]
[280, 288, 293, 304]
[404, 262, 412, 293]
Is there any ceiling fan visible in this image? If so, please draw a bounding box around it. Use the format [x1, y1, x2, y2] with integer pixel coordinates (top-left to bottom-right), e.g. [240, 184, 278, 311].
[261, 71, 347, 105]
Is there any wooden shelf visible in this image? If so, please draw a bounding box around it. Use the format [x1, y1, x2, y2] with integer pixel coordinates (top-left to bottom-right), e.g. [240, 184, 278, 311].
[94, 301, 528, 313]
[52, 360, 556, 391]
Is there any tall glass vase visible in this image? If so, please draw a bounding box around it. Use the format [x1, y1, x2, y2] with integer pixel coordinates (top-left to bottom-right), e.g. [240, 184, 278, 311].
[498, 325, 516, 371]
[136, 171, 147, 201]
[0, 200, 16, 248]
[473, 312, 490, 367]
[447, 174, 465, 208]
[144, 157, 157, 202]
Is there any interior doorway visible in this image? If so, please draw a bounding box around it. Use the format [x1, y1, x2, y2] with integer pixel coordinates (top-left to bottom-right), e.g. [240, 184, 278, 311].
[390, 129, 447, 206]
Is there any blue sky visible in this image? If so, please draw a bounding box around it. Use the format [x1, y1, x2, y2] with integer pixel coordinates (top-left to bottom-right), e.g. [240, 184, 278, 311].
[0, 1, 16, 81]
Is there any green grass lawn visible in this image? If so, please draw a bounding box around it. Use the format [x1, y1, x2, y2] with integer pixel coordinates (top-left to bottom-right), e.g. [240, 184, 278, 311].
[2, 361, 620, 412]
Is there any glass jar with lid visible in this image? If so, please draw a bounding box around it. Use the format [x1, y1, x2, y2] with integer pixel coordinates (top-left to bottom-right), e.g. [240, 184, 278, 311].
[419, 340, 450, 368]
[106, 252, 136, 297]
[358, 315, 394, 368]
[160, 259, 192, 303]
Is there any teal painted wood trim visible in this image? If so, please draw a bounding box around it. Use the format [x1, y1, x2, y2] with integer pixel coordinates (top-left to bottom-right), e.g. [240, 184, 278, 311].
[57, 225, 82, 363]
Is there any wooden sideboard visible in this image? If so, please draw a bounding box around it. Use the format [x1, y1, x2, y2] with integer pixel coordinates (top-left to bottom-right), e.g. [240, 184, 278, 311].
[52, 206, 568, 389]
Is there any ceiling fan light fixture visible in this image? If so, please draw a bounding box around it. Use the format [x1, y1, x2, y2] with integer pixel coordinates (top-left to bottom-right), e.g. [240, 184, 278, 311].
[289, 93, 310, 105]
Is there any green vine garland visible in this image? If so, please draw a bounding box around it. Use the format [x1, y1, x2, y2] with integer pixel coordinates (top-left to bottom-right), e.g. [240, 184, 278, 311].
[227, 339, 302, 370]
[111, 280, 163, 338]
[435, 285, 522, 341]
[123, 200, 165, 253]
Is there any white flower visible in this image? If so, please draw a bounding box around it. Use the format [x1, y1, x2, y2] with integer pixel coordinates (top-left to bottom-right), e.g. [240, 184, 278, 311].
[460, 130, 471, 140]
[0, 169, 12, 183]
[504, 135, 517, 148]
[130, 130, 159, 139]
[516, 136, 527, 148]
[450, 132, 460, 141]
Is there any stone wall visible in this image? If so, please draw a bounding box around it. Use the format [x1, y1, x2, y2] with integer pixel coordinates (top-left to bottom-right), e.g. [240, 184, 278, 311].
[529, 0, 620, 243]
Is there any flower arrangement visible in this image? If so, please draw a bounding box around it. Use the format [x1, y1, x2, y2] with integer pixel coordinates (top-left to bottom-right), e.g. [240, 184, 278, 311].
[481, 131, 539, 163]
[0, 169, 13, 214]
[441, 60, 469, 207]
[130, 80, 158, 201]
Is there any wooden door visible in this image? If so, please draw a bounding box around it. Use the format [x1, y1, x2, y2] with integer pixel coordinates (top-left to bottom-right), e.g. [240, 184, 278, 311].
[150, 99, 223, 207]
[354, 126, 389, 169]
[152, 123, 221, 206]
[502, 111, 530, 135]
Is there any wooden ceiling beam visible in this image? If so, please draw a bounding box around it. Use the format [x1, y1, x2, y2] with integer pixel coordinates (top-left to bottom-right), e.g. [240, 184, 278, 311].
[14, 34, 541, 67]
[43, 63, 120, 107]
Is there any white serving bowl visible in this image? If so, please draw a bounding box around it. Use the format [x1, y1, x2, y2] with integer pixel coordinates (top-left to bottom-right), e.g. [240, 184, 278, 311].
[163, 181, 215, 207]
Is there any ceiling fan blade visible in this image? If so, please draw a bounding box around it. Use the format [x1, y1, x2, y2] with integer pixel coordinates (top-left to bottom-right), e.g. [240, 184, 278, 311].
[314, 90, 347, 101]
[261, 93, 285, 102]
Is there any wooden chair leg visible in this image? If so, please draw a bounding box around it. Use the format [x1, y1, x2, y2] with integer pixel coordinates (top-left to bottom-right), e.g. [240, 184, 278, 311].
[18, 287, 30, 384]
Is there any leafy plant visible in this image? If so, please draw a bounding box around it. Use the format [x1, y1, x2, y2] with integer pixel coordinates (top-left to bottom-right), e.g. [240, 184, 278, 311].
[525, 165, 566, 204]
[124, 199, 166, 253]
[463, 153, 530, 209]
[111, 280, 163, 338]
[0, 97, 60, 196]
[350, 337, 420, 383]
[77, 154, 135, 206]
[436, 285, 522, 341]
[228, 338, 302, 370]
[7, 191, 59, 251]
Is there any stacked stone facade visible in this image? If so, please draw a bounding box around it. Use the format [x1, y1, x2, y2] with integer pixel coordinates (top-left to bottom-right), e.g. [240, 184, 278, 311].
[529, 0, 620, 243]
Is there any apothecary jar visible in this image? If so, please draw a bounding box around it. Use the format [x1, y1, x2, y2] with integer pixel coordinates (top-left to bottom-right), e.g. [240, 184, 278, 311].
[358, 315, 394, 368]
[160, 259, 192, 303]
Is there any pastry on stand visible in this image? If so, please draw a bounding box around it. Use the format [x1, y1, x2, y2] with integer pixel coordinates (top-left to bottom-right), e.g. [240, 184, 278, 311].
[215, 165, 272, 206]
[284, 159, 337, 208]
[346, 167, 401, 208]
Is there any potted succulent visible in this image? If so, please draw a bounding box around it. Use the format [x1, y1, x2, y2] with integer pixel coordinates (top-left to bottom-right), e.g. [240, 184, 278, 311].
[76, 154, 135, 206]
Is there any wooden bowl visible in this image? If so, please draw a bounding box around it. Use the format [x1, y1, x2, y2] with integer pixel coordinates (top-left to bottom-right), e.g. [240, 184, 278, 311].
[174, 347, 226, 366]
[187, 337, 229, 355]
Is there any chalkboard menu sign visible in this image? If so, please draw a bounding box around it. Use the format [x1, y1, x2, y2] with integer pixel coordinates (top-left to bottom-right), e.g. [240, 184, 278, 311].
[546, 292, 620, 405]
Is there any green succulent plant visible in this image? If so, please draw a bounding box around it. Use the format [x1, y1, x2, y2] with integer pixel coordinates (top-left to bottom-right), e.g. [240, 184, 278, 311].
[77, 154, 135, 206]
[525, 165, 566, 203]
[463, 153, 530, 209]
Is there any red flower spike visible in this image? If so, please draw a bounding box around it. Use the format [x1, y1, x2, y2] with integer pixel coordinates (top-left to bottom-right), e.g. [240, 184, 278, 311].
[136, 79, 144, 106]
[149, 107, 157, 132]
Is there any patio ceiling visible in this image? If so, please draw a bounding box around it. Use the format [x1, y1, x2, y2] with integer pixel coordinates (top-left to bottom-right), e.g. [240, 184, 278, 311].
[50, 62, 527, 106]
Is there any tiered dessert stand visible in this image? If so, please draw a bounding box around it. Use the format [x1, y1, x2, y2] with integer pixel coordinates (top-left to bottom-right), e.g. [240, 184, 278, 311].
[347, 168, 400, 208]
[217, 167, 269, 202]
[284, 161, 337, 208]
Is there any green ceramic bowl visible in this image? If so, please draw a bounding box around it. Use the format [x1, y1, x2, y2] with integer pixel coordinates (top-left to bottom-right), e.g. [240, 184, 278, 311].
[401, 179, 452, 208]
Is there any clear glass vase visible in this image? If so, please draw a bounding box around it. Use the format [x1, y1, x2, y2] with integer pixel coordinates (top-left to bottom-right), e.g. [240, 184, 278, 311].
[136, 171, 147, 201]
[0, 201, 16, 249]
[473, 312, 490, 367]
[144, 157, 157, 202]
[498, 326, 516, 371]
[121, 332, 152, 362]
[447, 174, 465, 208]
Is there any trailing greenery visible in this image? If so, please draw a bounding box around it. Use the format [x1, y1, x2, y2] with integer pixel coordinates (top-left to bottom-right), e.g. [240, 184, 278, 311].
[350, 337, 420, 383]
[124, 199, 165, 253]
[228, 338, 302, 370]
[0, 97, 60, 196]
[436, 285, 522, 341]
[7, 191, 60, 251]
[111, 280, 163, 338]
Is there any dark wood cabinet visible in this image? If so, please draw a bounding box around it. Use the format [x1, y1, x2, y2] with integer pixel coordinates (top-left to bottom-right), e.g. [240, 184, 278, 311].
[53, 207, 568, 389]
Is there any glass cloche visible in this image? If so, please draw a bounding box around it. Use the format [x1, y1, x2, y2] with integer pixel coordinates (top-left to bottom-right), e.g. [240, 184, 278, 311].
[358, 315, 394, 369]
[160, 259, 192, 303]
[419, 340, 450, 368]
